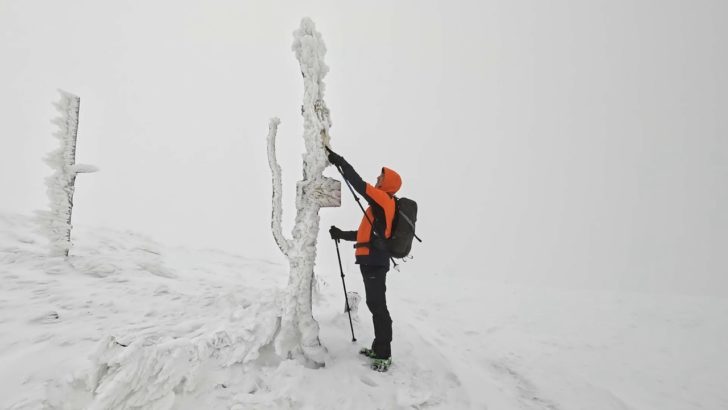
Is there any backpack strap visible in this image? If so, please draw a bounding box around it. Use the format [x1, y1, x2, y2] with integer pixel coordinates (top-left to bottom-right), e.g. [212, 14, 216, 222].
[355, 240, 387, 250]
[398, 211, 416, 231]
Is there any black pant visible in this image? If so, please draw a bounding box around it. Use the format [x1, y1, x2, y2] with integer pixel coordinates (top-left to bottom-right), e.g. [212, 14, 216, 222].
[360, 264, 392, 359]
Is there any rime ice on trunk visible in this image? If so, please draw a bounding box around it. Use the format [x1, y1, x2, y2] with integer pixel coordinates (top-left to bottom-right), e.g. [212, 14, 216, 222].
[266, 18, 341, 366]
[37, 90, 97, 257]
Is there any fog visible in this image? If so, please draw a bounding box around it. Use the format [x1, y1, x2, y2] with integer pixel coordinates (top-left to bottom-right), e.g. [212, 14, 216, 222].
[1, 0, 726, 295]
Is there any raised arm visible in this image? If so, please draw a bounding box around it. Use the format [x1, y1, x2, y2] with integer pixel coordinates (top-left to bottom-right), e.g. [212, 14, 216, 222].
[327, 147, 375, 204]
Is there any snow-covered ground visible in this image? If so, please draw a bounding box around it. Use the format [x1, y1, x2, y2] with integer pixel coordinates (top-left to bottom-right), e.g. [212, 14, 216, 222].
[1, 213, 725, 409]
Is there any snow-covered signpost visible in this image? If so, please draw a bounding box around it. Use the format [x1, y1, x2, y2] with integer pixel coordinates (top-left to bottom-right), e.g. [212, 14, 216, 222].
[38, 90, 97, 257]
[266, 18, 341, 366]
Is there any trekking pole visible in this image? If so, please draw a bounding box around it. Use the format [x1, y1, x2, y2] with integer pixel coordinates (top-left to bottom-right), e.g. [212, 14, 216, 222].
[334, 164, 399, 270]
[334, 238, 357, 342]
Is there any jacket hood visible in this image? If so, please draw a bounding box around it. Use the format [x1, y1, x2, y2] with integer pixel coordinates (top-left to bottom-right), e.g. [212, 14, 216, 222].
[378, 167, 402, 195]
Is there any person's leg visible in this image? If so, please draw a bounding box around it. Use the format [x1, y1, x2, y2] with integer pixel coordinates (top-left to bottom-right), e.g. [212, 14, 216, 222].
[360, 264, 392, 358]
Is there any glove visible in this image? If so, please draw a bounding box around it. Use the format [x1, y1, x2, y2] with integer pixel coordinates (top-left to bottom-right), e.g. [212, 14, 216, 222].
[326, 146, 344, 167]
[329, 225, 343, 240]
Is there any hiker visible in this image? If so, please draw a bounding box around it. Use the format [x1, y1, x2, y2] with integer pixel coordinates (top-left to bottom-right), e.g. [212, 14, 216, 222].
[326, 147, 400, 372]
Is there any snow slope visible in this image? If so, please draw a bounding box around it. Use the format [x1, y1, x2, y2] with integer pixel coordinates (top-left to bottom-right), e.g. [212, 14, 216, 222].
[1, 213, 725, 409]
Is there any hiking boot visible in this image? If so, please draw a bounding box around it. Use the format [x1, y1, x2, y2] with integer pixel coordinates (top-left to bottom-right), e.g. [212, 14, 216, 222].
[371, 357, 392, 372]
[359, 347, 377, 358]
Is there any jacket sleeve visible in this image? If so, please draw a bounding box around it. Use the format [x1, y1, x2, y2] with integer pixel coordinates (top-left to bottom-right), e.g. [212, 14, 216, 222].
[338, 158, 378, 206]
[340, 230, 357, 241]
[338, 159, 366, 195]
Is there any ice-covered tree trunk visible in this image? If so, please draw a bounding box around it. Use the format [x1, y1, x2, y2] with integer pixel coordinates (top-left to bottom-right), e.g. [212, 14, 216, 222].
[37, 90, 97, 257]
[266, 18, 341, 366]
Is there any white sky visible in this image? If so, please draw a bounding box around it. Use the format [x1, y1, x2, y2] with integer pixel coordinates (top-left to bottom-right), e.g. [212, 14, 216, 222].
[1, 0, 726, 295]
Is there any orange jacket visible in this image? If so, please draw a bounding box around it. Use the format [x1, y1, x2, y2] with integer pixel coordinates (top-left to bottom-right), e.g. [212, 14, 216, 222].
[338, 161, 402, 266]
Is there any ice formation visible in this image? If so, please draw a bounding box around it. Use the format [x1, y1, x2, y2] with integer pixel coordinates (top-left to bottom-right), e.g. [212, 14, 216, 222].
[36, 90, 97, 257]
[265, 18, 341, 366]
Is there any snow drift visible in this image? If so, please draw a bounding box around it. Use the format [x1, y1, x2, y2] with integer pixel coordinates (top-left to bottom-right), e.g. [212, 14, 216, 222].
[1, 213, 725, 409]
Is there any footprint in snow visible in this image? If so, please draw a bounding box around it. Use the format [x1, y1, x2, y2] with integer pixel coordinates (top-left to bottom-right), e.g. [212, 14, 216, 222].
[29, 310, 61, 324]
[359, 374, 378, 387]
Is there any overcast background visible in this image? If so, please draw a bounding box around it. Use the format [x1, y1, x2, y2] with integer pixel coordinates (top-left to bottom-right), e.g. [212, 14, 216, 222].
[1, 0, 726, 296]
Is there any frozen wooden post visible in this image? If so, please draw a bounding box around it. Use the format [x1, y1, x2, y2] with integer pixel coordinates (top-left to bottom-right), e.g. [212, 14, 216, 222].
[266, 18, 341, 366]
[38, 90, 98, 257]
